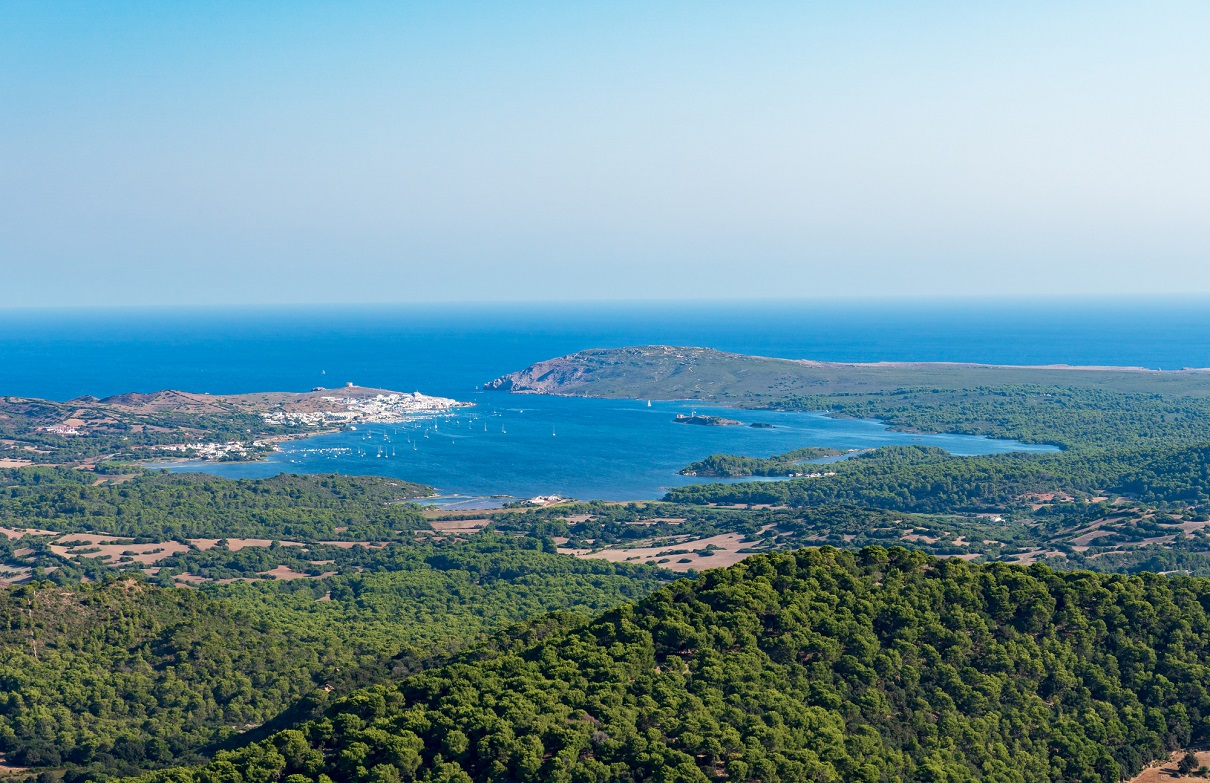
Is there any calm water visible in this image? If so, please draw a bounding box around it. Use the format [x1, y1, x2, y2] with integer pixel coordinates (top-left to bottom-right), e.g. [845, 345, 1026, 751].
[3, 299, 1201, 501]
[3, 299, 1210, 402]
[163, 397, 1056, 503]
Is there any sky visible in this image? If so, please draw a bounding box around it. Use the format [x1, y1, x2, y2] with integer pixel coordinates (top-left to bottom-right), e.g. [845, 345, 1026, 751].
[1, 1, 1208, 307]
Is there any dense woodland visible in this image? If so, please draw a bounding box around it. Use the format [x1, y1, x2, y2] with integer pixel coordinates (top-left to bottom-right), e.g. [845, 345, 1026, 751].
[127, 549, 1210, 783]
[0, 470, 431, 543]
[768, 386, 1210, 450]
[679, 448, 845, 478]
[664, 442, 1210, 510]
[0, 537, 662, 781]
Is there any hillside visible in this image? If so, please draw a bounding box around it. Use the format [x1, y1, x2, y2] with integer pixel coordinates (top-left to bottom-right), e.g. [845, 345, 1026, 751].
[484, 345, 1210, 400]
[0, 537, 664, 781]
[129, 548, 1210, 783]
[0, 578, 340, 773]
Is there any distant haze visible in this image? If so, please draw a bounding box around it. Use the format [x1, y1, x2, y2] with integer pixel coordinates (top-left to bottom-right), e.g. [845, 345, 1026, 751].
[2, 2, 1208, 306]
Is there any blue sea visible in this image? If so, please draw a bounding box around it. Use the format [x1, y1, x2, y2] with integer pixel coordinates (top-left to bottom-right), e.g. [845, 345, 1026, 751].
[3, 299, 1207, 502]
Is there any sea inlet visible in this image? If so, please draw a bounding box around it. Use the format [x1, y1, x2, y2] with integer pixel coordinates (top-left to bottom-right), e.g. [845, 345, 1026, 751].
[169, 393, 1059, 508]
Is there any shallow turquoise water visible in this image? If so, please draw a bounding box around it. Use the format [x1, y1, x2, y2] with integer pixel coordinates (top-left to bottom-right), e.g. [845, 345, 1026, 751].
[169, 394, 1058, 503]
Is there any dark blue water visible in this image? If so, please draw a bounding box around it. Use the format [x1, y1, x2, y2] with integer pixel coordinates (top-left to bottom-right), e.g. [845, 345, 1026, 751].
[3, 299, 1200, 501]
[3, 299, 1209, 402]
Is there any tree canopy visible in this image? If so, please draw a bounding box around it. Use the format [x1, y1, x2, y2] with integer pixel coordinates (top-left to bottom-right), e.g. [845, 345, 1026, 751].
[126, 548, 1210, 783]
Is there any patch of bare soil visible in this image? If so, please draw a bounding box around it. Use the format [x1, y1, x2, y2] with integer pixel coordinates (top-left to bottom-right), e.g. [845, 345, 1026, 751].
[1009, 548, 1065, 565]
[317, 541, 385, 549]
[1128, 750, 1210, 782]
[50, 539, 192, 565]
[561, 533, 759, 573]
[0, 750, 28, 774]
[189, 538, 304, 551]
[0, 526, 58, 539]
[429, 519, 490, 533]
[263, 565, 334, 580]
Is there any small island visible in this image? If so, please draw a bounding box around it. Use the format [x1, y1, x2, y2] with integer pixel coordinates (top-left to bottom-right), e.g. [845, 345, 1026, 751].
[674, 414, 743, 426]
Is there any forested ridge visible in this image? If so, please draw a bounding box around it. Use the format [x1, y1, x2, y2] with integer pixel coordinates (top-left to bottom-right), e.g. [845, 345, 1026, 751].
[0, 579, 339, 772]
[126, 548, 1210, 783]
[0, 537, 664, 782]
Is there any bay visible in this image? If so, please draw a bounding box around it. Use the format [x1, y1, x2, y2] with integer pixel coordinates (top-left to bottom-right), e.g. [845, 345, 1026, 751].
[7, 299, 1200, 501]
[165, 395, 1057, 503]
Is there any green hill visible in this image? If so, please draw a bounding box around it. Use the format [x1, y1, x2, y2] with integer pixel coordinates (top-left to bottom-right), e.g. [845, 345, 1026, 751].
[484, 346, 1210, 400]
[128, 547, 1210, 783]
[0, 538, 664, 781]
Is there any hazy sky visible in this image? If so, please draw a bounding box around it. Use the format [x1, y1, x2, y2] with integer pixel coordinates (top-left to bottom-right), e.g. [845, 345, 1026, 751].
[2, 1, 1208, 306]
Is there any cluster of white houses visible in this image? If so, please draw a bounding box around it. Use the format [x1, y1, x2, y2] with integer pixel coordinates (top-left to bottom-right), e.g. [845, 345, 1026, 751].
[261, 392, 470, 427]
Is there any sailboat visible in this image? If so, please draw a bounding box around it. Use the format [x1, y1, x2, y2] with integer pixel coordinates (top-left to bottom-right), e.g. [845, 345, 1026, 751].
[647, 400, 652, 407]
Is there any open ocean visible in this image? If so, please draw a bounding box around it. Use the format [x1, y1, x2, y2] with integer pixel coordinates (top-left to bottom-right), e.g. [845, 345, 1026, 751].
[2, 299, 1206, 501]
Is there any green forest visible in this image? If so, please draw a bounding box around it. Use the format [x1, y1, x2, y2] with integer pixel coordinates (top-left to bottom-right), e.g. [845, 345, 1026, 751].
[664, 442, 1210, 510]
[0, 469, 432, 542]
[0, 537, 663, 782]
[126, 548, 1210, 783]
[679, 448, 846, 478]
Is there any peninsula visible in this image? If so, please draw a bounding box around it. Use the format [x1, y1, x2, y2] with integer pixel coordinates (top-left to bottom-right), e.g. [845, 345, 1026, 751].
[0, 385, 468, 467]
[485, 345, 1210, 400]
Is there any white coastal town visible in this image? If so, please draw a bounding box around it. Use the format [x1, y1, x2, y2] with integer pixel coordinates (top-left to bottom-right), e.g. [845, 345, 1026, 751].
[260, 391, 471, 427]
